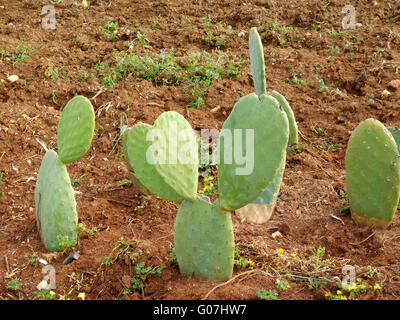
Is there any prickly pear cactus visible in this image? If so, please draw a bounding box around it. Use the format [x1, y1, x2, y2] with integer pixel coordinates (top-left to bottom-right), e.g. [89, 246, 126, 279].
[387, 127, 400, 153]
[249, 27, 266, 96]
[126, 111, 198, 202]
[174, 196, 234, 280]
[35, 150, 78, 251]
[121, 126, 150, 195]
[218, 93, 289, 211]
[345, 119, 400, 229]
[235, 157, 285, 223]
[58, 95, 95, 163]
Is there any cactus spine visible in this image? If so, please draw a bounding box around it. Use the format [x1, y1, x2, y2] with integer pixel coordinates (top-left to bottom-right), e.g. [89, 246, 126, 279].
[35, 95, 95, 251]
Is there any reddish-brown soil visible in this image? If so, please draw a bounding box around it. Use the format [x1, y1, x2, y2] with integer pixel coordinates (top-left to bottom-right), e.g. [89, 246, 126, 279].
[1, 0, 400, 300]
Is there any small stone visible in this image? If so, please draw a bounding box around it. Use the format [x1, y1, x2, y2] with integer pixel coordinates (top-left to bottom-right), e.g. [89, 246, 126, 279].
[388, 80, 400, 90]
[7, 75, 18, 83]
[210, 106, 221, 113]
[37, 280, 50, 291]
[272, 231, 283, 238]
[381, 89, 391, 97]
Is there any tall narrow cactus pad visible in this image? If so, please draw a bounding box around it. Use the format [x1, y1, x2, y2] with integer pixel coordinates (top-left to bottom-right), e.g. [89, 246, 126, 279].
[58, 95, 95, 163]
[345, 119, 400, 229]
[121, 126, 150, 195]
[249, 27, 266, 96]
[35, 150, 78, 251]
[126, 111, 198, 202]
[270, 91, 298, 146]
[218, 93, 289, 211]
[387, 127, 400, 153]
[236, 157, 285, 223]
[174, 196, 234, 280]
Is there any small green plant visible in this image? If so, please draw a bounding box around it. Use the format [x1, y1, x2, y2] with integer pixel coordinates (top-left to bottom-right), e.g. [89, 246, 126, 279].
[56, 234, 76, 253]
[166, 247, 177, 265]
[312, 126, 329, 138]
[326, 28, 343, 38]
[0, 49, 11, 60]
[328, 46, 340, 54]
[32, 289, 56, 300]
[257, 289, 278, 300]
[45, 59, 60, 79]
[25, 252, 38, 265]
[77, 222, 98, 236]
[288, 143, 303, 155]
[11, 39, 30, 62]
[317, 78, 329, 94]
[6, 279, 21, 291]
[202, 32, 226, 49]
[136, 32, 152, 49]
[276, 279, 290, 291]
[102, 238, 138, 267]
[290, 72, 305, 84]
[312, 24, 322, 31]
[101, 21, 118, 41]
[202, 16, 212, 27]
[313, 246, 326, 265]
[198, 175, 218, 195]
[131, 262, 163, 292]
[308, 278, 327, 290]
[234, 246, 254, 269]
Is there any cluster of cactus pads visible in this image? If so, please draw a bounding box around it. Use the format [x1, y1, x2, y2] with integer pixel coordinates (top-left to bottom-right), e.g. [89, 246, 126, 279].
[35, 96, 95, 251]
[235, 28, 298, 223]
[345, 119, 400, 229]
[122, 28, 298, 280]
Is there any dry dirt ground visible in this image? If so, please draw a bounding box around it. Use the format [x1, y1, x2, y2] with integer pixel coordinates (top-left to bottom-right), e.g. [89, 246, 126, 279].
[1, 0, 400, 300]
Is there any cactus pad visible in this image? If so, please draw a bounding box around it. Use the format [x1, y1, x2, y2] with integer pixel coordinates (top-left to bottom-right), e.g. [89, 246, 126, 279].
[387, 127, 400, 153]
[121, 126, 150, 195]
[174, 196, 234, 280]
[126, 111, 198, 202]
[58, 95, 95, 163]
[345, 119, 400, 229]
[249, 27, 266, 96]
[236, 157, 285, 223]
[218, 93, 289, 211]
[270, 91, 298, 146]
[35, 150, 78, 251]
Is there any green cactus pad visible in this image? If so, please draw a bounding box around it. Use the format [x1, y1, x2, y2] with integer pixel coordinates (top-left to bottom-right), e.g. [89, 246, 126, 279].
[236, 157, 285, 223]
[126, 112, 198, 202]
[218, 93, 289, 211]
[345, 119, 400, 229]
[57, 95, 95, 163]
[121, 126, 150, 195]
[35, 150, 78, 251]
[270, 91, 298, 146]
[174, 196, 235, 280]
[249, 27, 266, 96]
[387, 127, 400, 153]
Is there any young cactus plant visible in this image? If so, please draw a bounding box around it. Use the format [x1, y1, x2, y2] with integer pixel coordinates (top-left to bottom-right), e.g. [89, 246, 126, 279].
[125, 90, 289, 280]
[345, 119, 400, 229]
[236, 27, 298, 223]
[35, 95, 95, 251]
